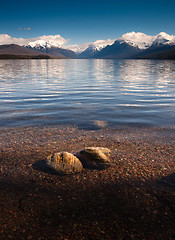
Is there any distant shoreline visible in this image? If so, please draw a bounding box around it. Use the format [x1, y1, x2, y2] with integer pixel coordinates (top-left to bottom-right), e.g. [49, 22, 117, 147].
[0, 54, 51, 59]
[1, 56, 175, 60]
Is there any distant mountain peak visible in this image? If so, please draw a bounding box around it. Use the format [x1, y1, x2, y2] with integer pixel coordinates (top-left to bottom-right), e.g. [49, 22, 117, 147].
[118, 31, 156, 49]
[78, 44, 100, 58]
[26, 39, 61, 49]
[152, 32, 175, 46]
[156, 32, 171, 38]
[87, 44, 97, 49]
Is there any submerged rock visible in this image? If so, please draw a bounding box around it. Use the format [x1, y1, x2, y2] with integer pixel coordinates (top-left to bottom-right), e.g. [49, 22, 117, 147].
[76, 147, 111, 169]
[92, 120, 108, 128]
[45, 152, 83, 175]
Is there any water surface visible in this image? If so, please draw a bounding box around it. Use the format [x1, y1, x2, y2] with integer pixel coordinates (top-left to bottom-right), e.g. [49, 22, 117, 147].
[0, 59, 175, 128]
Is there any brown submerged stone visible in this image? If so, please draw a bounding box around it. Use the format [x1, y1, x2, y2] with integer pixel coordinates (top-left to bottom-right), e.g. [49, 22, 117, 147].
[46, 152, 83, 174]
[76, 147, 111, 169]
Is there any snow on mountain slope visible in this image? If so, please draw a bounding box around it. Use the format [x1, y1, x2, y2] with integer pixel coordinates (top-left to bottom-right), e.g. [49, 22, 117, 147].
[92, 39, 115, 50]
[152, 32, 175, 46]
[118, 32, 156, 49]
[78, 44, 100, 58]
[65, 39, 114, 53]
[26, 35, 68, 49]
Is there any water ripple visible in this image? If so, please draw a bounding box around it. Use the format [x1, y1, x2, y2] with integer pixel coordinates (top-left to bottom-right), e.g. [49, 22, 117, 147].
[0, 59, 175, 128]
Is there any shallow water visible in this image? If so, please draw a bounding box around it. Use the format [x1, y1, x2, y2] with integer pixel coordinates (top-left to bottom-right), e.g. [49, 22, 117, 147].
[0, 59, 175, 128]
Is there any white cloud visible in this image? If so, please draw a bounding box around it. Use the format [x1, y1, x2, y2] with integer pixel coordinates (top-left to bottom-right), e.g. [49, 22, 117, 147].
[0, 34, 69, 47]
[0, 34, 28, 45]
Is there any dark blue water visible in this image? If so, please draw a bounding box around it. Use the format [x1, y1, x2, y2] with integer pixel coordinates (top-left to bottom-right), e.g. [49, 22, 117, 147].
[0, 59, 175, 128]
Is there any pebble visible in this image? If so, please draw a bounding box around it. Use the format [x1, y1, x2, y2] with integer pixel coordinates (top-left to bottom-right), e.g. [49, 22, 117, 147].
[7, 235, 13, 239]
[27, 236, 33, 240]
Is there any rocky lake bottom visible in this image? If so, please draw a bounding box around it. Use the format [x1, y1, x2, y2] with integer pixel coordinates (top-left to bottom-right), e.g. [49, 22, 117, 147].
[0, 125, 175, 240]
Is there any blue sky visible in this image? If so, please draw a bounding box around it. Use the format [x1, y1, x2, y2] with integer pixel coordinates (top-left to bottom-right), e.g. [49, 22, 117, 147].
[1, 0, 175, 44]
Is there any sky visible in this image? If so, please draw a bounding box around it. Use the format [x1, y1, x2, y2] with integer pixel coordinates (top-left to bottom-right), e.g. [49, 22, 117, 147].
[0, 0, 175, 45]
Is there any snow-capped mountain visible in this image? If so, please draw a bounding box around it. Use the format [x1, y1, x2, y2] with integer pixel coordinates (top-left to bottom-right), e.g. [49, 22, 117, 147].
[78, 32, 175, 58]
[91, 32, 154, 58]
[93, 40, 142, 59]
[151, 32, 175, 47]
[92, 31, 175, 59]
[25, 35, 68, 49]
[77, 39, 115, 58]
[134, 33, 175, 60]
[26, 40, 77, 58]
[109, 31, 175, 50]
[1, 31, 175, 59]
[26, 39, 61, 49]
[91, 39, 114, 51]
[78, 44, 100, 58]
[118, 31, 156, 49]
[25, 37, 114, 58]
[65, 39, 114, 54]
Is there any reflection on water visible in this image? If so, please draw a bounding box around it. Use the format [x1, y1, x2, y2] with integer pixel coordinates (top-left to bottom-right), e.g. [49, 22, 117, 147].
[0, 59, 175, 128]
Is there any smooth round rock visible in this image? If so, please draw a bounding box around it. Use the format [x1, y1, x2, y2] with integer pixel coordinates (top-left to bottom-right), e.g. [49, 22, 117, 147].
[46, 152, 83, 175]
[76, 147, 111, 169]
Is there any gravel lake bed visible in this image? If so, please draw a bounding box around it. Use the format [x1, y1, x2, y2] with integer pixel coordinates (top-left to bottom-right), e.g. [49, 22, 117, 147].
[0, 125, 175, 239]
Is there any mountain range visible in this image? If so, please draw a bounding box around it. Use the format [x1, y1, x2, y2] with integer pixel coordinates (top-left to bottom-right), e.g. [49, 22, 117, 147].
[89, 32, 175, 59]
[0, 32, 175, 59]
[26, 40, 77, 58]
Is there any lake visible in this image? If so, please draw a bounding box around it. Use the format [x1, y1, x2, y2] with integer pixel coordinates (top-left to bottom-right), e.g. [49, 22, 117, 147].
[0, 59, 175, 129]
